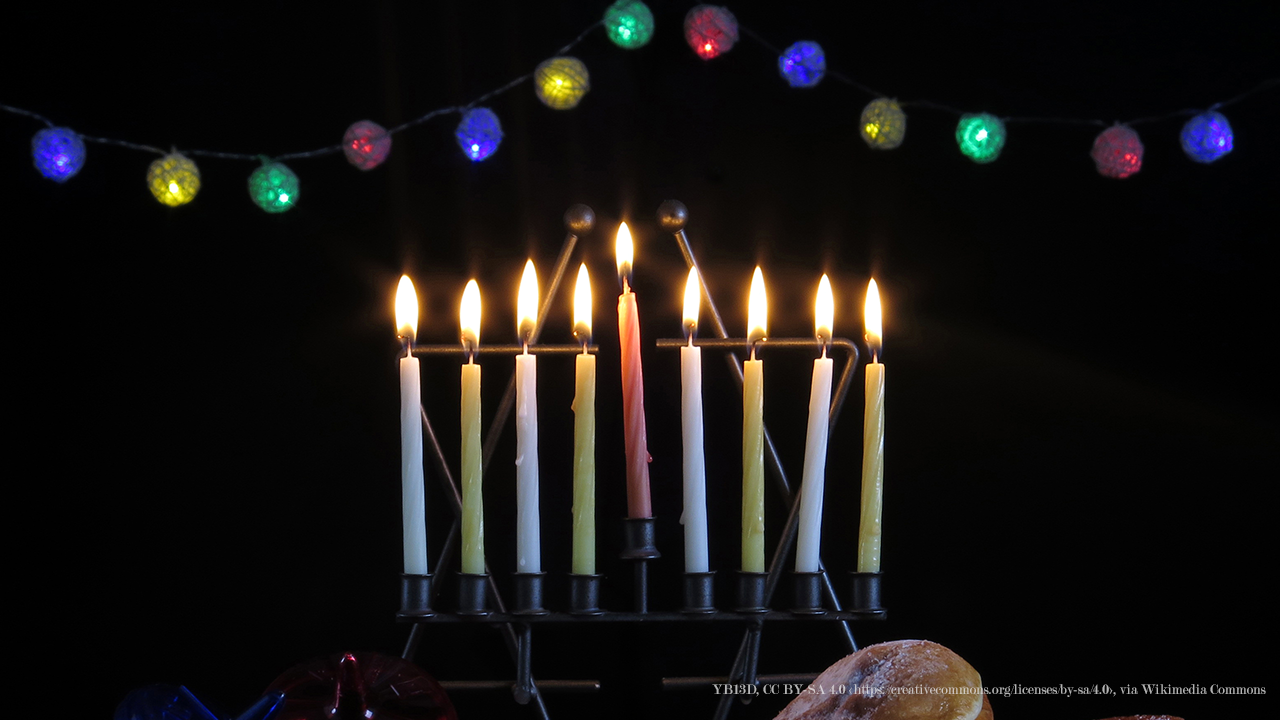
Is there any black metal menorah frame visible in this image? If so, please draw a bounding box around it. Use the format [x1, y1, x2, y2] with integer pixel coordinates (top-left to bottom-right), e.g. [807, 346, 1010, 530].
[395, 203, 885, 720]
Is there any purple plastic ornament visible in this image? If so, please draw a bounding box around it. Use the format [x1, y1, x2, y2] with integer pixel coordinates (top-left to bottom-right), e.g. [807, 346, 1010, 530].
[1091, 125, 1144, 179]
[265, 652, 456, 720]
[342, 120, 392, 170]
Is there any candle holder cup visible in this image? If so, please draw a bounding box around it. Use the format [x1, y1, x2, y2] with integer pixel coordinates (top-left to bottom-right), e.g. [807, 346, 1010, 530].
[398, 573, 436, 618]
[568, 573, 605, 615]
[621, 516, 660, 613]
[850, 571, 884, 614]
[736, 571, 768, 613]
[620, 516, 660, 559]
[513, 572, 549, 616]
[456, 573, 491, 617]
[682, 571, 715, 614]
[791, 571, 825, 615]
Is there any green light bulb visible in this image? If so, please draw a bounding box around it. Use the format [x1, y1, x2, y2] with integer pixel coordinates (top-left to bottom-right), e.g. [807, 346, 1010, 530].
[955, 113, 1006, 164]
[604, 0, 654, 49]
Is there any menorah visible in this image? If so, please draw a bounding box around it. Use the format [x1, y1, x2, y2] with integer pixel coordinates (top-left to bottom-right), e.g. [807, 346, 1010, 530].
[394, 202, 885, 720]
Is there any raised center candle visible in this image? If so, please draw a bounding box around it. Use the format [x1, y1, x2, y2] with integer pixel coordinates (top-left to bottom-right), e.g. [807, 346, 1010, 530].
[571, 264, 597, 576]
[515, 260, 541, 573]
[395, 276, 428, 575]
[796, 274, 834, 573]
[858, 278, 886, 573]
[459, 279, 485, 575]
[615, 222, 653, 519]
[742, 267, 768, 573]
[681, 267, 709, 573]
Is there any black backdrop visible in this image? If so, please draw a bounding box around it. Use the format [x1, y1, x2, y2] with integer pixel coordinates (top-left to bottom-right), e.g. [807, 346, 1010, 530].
[5, 1, 1275, 719]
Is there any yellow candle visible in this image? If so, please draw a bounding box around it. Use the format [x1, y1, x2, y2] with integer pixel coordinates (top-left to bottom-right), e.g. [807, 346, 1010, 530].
[742, 267, 767, 573]
[857, 278, 885, 573]
[571, 264, 596, 575]
[460, 280, 485, 575]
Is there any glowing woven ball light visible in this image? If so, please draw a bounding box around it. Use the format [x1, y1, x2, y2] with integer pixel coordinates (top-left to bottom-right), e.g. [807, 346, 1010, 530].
[779, 41, 826, 88]
[248, 161, 300, 213]
[1181, 111, 1234, 164]
[32, 127, 86, 182]
[342, 120, 391, 171]
[535, 57, 590, 110]
[860, 98, 907, 150]
[455, 108, 503, 161]
[955, 113, 1006, 164]
[1091, 125, 1144, 179]
[147, 153, 201, 207]
[684, 5, 738, 60]
[604, 0, 654, 49]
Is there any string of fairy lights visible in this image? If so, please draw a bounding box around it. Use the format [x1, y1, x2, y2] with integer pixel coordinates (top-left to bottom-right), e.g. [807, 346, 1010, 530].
[3, 2, 1275, 213]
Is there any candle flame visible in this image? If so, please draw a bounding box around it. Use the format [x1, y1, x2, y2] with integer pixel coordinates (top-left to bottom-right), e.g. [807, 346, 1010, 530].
[682, 267, 701, 337]
[395, 275, 418, 343]
[747, 266, 767, 345]
[815, 274, 834, 345]
[865, 278, 882, 360]
[573, 263, 592, 344]
[615, 222, 633, 288]
[460, 279, 481, 353]
[518, 259, 539, 342]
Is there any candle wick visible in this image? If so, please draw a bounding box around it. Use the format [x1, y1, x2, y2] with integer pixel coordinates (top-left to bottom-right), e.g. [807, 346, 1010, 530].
[622, 277, 631, 294]
[687, 334, 694, 348]
[750, 344, 757, 362]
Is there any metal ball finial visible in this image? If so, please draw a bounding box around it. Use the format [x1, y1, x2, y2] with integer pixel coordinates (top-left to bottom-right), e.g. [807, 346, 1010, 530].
[565, 204, 595, 235]
[656, 200, 688, 232]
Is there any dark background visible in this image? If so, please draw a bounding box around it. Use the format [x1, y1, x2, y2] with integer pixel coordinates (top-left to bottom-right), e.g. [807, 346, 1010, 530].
[4, 1, 1275, 718]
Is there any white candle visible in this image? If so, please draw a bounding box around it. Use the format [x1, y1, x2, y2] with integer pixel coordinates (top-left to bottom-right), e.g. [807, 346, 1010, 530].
[459, 280, 485, 575]
[395, 276, 428, 575]
[680, 268, 709, 573]
[796, 274, 834, 573]
[858, 278, 885, 573]
[515, 260, 541, 573]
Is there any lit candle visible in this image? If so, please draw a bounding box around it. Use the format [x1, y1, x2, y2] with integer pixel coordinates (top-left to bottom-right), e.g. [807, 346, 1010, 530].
[742, 267, 768, 573]
[459, 279, 485, 575]
[515, 260, 541, 573]
[796, 275, 834, 573]
[571, 264, 596, 575]
[395, 275, 428, 575]
[681, 268, 709, 573]
[615, 223, 653, 519]
[857, 278, 885, 573]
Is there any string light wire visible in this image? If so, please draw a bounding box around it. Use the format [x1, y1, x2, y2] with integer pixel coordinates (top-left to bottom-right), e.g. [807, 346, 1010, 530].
[2, 12, 1275, 188]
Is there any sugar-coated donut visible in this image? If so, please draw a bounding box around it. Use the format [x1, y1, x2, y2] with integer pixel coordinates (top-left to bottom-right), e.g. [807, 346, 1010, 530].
[775, 639, 992, 720]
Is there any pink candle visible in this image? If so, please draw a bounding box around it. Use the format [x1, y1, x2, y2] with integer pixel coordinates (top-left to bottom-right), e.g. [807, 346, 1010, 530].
[616, 222, 652, 518]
